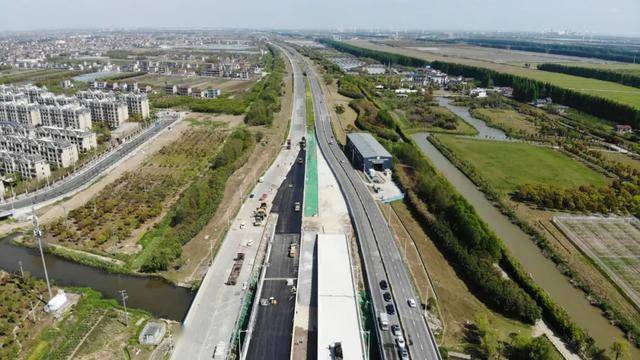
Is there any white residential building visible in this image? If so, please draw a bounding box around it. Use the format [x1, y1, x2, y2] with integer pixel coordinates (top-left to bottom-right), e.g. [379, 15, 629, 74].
[0, 135, 78, 168]
[80, 98, 129, 128]
[0, 151, 51, 180]
[36, 126, 97, 152]
[121, 93, 150, 119]
[40, 104, 92, 130]
[0, 101, 42, 126]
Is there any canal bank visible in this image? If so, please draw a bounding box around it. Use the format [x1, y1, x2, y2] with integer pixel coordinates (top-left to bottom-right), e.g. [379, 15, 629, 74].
[412, 133, 639, 356]
[0, 234, 194, 321]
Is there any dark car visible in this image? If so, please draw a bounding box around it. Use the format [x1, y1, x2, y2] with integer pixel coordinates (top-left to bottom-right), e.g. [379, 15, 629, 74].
[379, 280, 388, 290]
[386, 304, 395, 315]
[383, 292, 392, 302]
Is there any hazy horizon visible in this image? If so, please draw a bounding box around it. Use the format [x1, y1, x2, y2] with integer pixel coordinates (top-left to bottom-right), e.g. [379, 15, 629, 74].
[0, 0, 638, 37]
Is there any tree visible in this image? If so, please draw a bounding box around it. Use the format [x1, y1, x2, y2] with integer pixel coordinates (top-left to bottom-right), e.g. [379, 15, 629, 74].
[334, 104, 345, 114]
[610, 340, 630, 360]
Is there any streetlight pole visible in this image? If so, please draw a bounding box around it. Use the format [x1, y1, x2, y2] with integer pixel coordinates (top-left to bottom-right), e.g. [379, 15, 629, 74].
[32, 208, 53, 300]
[119, 289, 129, 326]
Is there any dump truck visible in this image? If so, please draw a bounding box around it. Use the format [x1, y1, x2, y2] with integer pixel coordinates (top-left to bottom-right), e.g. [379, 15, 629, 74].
[226, 252, 245, 285]
[286, 138, 291, 149]
[253, 202, 268, 226]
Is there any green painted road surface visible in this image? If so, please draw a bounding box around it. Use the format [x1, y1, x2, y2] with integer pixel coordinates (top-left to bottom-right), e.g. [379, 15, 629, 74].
[304, 130, 319, 217]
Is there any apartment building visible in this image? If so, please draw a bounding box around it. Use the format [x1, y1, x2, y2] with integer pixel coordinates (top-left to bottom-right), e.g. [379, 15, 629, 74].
[165, 84, 177, 95]
[80, 98, 128, 128]
[0, 92, 28, 103]
[0, 135, 78, 168]
[177, 85, 192, 96]
[38, 93, 79, 106]
[205, 88, 221, 99]
[121, 93, 150, 119]
[36, 126, 97, 152]
[0, 151, 51, 180]
[40, 104, 92, 130]
[0, 101, 42, 126]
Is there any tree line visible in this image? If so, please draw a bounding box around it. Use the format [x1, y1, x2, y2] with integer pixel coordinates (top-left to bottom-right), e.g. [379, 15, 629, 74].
[244, 45, 285, 126]
[538, 63, 640, 88]
[450, 38, 640, 64]
[321, 38, 640, 128]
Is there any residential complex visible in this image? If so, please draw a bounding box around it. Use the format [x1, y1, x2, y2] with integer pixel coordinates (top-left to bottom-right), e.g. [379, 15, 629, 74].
[0, 152, 50, 180]
[40, 104, 92, 129]
[0, 135, 79, 168]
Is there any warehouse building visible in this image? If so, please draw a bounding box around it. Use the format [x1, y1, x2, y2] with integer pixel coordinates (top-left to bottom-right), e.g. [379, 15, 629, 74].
[345, 132, 392, 173]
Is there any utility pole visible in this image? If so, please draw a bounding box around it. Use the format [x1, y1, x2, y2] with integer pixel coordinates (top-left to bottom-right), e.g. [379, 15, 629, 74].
[18, 260, 24, 279]
[32, 208, 53, 300]
[119, 289, 129, 326]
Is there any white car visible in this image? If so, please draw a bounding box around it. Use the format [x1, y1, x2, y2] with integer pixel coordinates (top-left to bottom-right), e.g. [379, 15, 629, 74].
[396, 336, 406, 349]
[407, 298, 417, 308]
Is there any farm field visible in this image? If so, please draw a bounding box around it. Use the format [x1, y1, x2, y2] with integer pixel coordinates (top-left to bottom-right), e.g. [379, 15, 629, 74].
[553, 216, 640, 309]
[345, 40, 640, 109]
[471, 108, 539, 136]
[0, 68, 80, 85]
[44, 124, 229, 263]
[124, 73, 256, 93]
[436, 135, 607, 194]
[594, 150, 640, 171]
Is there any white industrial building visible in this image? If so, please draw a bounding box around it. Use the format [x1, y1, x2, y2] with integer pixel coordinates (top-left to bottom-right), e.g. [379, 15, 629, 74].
[317, 233, 365, 360]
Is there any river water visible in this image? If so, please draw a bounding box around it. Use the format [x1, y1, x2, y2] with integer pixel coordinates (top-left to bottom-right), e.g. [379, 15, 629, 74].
[437, 97, 508, 140]
[72, 71, 120, 82]
[411, 133, 639, 356]
[0, 235, 194, 321]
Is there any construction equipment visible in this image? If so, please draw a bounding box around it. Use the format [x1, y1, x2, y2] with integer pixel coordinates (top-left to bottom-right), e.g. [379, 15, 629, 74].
[225, 252, 245, 285]
[293, 201, 301, 212]
[286, 138, 291, 149]
[253, 202, 268, 226]
[288, 243, 298, 258]
[300, 136, 307, 150]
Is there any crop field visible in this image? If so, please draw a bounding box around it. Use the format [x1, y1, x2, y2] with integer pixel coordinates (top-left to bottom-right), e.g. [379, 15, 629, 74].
[346, 40, 640, 109]
[125, 73, 256, 93]
[45, 126, 228, 258]
[436, 135, 607, 194]
[553, 216, 640, 308]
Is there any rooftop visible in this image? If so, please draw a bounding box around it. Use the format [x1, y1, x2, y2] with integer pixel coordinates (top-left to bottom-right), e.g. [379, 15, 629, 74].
[317, 233, 364, 360]
[347, 132, 392, 159]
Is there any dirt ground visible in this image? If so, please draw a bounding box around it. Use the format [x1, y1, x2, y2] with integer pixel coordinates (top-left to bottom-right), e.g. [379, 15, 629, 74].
[514, 202, 640, 325]
[164, 55, 295, 285]
[123, 73, 256, 93]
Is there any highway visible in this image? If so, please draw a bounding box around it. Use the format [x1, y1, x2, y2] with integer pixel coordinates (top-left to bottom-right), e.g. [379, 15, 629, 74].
[245, 150, 305, 360]
[0, 111, 182, 215]
[285, 47, 441, 360]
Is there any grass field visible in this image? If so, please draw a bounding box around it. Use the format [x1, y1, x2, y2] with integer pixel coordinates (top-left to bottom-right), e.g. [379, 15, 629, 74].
[472, 108, 539, 136]
[436, 135, 607, 194]
[554, 216, 640, 309]
[346, 40, 640, 109]
[595, 150, 640, 171]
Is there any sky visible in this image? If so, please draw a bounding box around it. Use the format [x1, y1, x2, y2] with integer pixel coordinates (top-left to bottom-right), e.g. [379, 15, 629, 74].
[0, 0, 638, 36]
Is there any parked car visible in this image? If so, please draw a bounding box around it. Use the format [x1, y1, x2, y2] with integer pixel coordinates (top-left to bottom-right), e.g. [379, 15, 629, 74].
[396, 336, 406, 349]
[383, 292, 392, 302]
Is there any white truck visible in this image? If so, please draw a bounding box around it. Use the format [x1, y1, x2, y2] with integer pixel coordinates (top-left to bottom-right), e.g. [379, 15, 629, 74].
[378, 312, 389, 331]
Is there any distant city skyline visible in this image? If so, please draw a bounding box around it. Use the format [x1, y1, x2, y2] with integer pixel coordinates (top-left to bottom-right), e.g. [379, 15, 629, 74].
[0, 0, 638, 36]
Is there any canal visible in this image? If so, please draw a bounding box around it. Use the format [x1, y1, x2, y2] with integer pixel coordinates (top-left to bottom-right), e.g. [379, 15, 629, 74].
[412, 132, 639, 356]
[0, 234, 194, 321]
[437, 97, 508, 140]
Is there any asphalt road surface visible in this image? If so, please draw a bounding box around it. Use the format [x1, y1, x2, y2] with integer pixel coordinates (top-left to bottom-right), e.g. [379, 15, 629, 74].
[0, 112, 181, 214]
[285, 47, 441, 360]
[246, 151, 305, 360]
